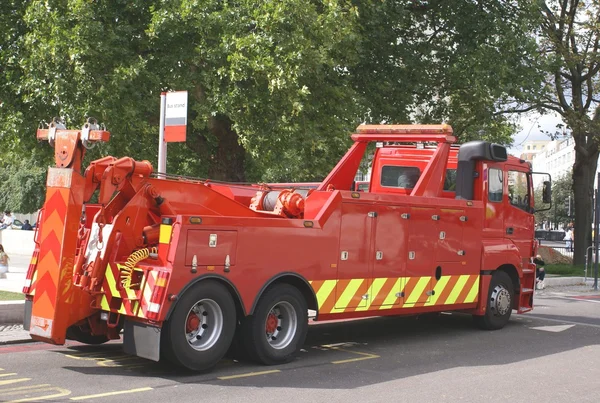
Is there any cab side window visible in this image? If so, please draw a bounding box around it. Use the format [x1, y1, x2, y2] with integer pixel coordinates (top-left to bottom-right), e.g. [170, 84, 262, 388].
[381, 166, 421, 188]
[488, 168, 503, 202]
[444, 169, 457, 191]
[508, 171, 530, 211]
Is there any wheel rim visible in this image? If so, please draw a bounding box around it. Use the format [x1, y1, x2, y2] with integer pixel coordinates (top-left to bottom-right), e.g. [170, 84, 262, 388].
[185, 298, 223, 351]
[264, 301, 297, 350]
[490, 284, 511, 316]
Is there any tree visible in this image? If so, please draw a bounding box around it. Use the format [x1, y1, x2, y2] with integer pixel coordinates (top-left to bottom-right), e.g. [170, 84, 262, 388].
[1, 0, 544, 213]
[504, 1, 600, 265]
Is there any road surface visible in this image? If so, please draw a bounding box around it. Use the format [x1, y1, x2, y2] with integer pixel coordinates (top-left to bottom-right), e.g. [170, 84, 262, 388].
[1, 291, 600, 402]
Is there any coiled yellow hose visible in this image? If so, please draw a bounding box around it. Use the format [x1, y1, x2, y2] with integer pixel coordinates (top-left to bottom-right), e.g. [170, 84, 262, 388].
[120, 247, 157, 289]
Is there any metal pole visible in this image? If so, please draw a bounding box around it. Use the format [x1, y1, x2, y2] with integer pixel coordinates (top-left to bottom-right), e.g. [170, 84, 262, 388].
[158, 92, 167, 177]
[594, 173, 600, 290]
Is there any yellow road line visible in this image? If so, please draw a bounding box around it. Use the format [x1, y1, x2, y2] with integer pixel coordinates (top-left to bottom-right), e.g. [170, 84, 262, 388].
[218, 370, 281, 380]
[0, 379, 31, 386]
[332, 356, 379, 364]
[8, 387, 71, 402]
[0, 384, 50, 393]
[322, 345, 380, 364]
[0, 373, 17, 378]
[70, 387, 153, 401]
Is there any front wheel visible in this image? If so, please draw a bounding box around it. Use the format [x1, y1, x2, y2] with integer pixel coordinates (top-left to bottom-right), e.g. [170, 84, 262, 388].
[242, 284, 308, 365]
[161, 281, 236, 371]
[474, 270, 514, 330]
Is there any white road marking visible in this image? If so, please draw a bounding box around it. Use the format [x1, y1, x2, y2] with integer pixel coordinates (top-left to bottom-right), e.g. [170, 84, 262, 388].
[530, 324, 575, 332]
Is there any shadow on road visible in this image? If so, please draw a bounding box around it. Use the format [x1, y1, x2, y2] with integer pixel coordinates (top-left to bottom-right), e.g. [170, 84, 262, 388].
[54, 311, 600, 389]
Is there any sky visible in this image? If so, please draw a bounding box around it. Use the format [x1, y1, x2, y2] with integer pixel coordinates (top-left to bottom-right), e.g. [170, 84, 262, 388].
[508, 112, 565, 156]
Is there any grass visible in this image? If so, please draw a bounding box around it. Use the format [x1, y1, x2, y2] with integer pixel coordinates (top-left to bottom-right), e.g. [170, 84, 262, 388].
[0, 290, 24, 301]
[545, 264, 586, 277]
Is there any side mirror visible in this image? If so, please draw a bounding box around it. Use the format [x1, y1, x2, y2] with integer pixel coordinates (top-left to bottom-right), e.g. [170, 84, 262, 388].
[543, 180, 552, 204]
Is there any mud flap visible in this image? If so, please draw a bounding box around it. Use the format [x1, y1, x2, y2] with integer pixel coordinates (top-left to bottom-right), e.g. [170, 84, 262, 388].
[123, 320, 161, 361]
[23, 300, 32, 331]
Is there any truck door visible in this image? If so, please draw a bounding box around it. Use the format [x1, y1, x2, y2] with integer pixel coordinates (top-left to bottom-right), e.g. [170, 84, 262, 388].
[484, 164, 505, 237]
[505, 167, 535, 265]
[405, 206, 437, 305]
[368, 205, 408, 309]
[334, 202, 372, 312]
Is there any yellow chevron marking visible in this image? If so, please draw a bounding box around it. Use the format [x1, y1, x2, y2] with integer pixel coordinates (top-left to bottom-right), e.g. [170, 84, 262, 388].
[425, 275, 451, 306]
[331, 279, 365, 313]
[100, 295, 110, 311]
[314, 280, 336, 309]
[404, 277, 430, 307]
[105, 265, 127, 315]
[445, 275, 470, 305]
[464, 276, 480, 303]
[379, 277, 404, 310]
[355, 277, 387, 312]
[105, 264, 119, 296]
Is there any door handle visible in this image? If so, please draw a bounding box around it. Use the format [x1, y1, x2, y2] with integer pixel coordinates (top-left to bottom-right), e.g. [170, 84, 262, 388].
[506, 227, 514, 235]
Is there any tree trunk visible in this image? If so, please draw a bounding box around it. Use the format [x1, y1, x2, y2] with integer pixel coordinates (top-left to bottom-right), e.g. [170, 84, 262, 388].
[572, 147, 599, 266]
[206, 115, 246, 182]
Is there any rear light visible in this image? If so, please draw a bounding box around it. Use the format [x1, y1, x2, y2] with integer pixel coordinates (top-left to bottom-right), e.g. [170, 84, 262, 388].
[146, 271, 169, 321]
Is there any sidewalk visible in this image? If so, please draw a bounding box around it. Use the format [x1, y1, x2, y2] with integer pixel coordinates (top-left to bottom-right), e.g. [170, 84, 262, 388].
[0, 253, 31, 293]
[0, 253, 32, 344]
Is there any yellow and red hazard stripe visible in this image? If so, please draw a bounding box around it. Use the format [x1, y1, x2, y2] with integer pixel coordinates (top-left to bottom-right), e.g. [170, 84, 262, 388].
[310, 274, 479, 314]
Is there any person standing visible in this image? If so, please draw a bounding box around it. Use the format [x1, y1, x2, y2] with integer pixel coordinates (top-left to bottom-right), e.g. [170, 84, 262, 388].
[533, 254, 546, 290]
[0, 211, 13, 230]
[0, 244, 9, 279]
[564, 227, 573, 252]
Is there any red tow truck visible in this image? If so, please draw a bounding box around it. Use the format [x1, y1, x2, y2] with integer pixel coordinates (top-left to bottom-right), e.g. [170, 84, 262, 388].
[23, 121, 550, 371]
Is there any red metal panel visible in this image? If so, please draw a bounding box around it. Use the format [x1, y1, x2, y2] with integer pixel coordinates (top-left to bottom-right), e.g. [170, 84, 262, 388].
[184, 230, 238, 266]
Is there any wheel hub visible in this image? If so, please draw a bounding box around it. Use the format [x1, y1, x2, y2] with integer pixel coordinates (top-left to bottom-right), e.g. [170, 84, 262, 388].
[185, 299, 224, 351]
[264, 301, 298, 350]
[266, 313, 278, 334]
[491, 285, 511, 316]
[186, 313, 201, 333]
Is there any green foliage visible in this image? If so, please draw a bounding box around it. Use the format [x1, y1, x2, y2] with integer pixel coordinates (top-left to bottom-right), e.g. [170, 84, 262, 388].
[544, 264, 585, 277]
[0, 291, 24, 301]
[0, 0, 544, 211]
[535, 172, 573, 228]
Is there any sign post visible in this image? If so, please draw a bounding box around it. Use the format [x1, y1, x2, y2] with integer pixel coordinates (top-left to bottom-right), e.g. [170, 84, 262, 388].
[158, 91, 188, 176]
[158, 93, 167, 176]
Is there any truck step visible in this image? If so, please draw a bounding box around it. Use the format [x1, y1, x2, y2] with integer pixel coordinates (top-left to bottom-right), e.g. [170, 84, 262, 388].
[518, 306, 533, 313]
[521, 288, 534, 294]
[522, 269, 534, 274]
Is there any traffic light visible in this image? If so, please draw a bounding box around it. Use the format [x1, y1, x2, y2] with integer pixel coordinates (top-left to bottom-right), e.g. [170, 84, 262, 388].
[563, 195, 573, 217]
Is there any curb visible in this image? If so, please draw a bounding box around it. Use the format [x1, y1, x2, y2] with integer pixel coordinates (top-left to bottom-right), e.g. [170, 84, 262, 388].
[0, 301, 25, 325]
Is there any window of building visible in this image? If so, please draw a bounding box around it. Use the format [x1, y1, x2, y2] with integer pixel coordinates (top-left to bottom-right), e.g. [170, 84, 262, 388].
[381, 166, 421, 188]
[488, 168, 503, 202]
[533, 145, 537, 150]
[527, 145, 531, 150]
[508, 171, 530, 211]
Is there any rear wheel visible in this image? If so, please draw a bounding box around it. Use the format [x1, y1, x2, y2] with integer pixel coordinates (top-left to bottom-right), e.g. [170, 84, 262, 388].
[474, 270, 514, 330]
[242, 284, 308, 365]
[162, 281, 236, 371]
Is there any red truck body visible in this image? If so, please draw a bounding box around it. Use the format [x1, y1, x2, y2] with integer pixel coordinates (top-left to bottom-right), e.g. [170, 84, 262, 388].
[23, 122, 541, 371]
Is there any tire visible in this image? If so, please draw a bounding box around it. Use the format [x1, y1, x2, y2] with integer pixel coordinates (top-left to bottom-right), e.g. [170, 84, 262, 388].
[161, 281, 236, 371]
[66, 325, 109, 345]
[242, 284, 308, 365]
[474, 270, 514, 330]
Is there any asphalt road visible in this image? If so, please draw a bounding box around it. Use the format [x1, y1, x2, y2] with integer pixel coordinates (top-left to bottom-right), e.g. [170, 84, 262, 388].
[1, 292, 600, 403]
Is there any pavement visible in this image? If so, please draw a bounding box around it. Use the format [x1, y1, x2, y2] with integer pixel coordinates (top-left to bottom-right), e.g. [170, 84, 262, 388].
[2, 293, 600, 402]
